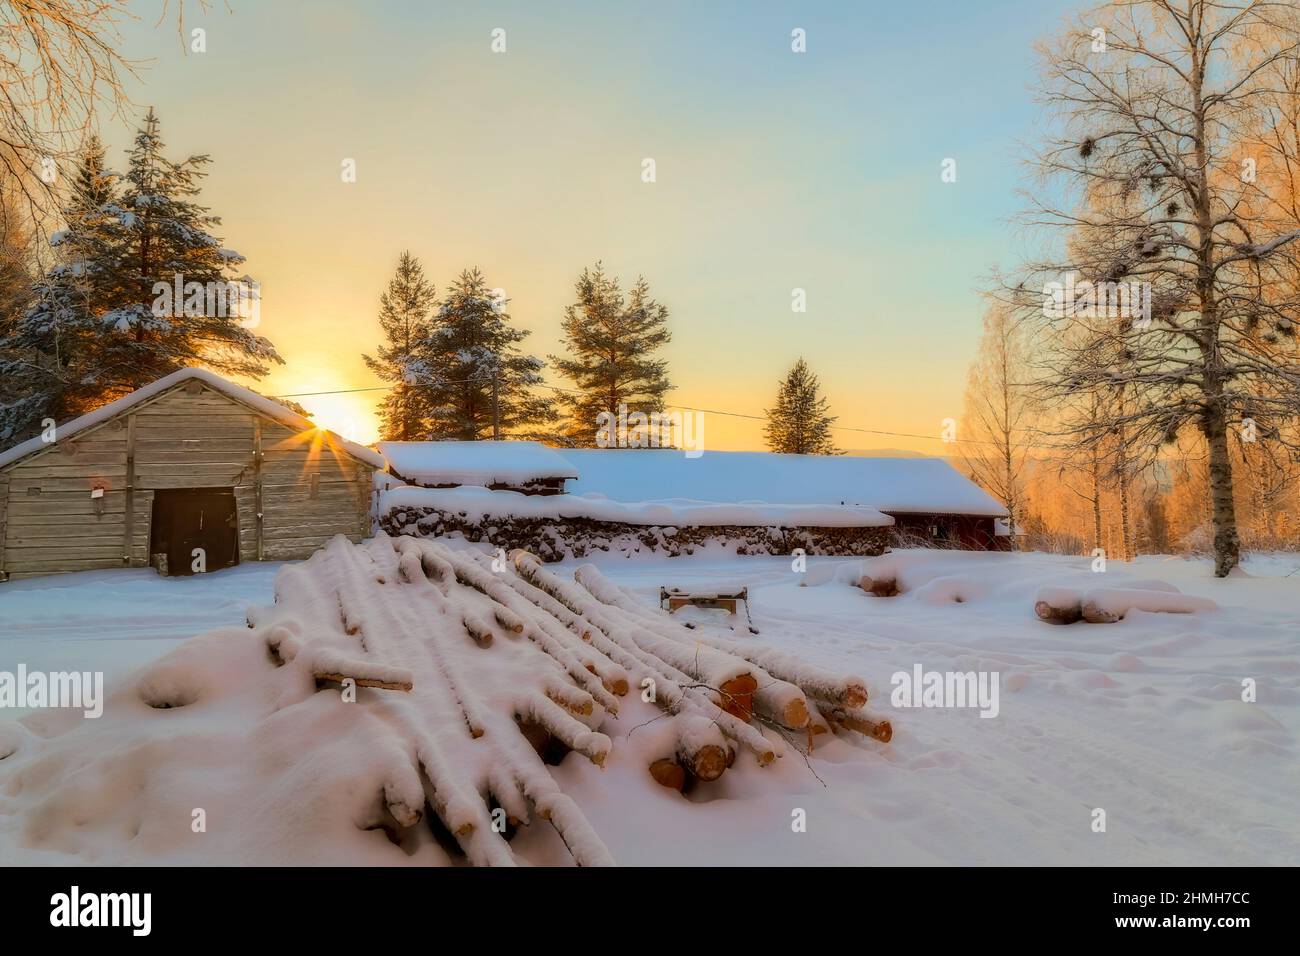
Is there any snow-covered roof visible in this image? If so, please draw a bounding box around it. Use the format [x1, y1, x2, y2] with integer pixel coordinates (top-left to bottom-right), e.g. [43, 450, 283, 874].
[379, 440, 578, 487]
[382, 485, 894, 528]
[0, 367, 384, 471]
[557, 449, 1008, 518]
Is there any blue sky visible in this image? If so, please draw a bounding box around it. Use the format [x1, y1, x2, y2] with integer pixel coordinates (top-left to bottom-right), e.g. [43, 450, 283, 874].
[101, 0, 1078, 446]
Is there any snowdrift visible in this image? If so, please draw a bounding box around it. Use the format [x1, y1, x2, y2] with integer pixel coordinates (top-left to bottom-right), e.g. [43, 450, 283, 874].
[0, 533, 891, 866]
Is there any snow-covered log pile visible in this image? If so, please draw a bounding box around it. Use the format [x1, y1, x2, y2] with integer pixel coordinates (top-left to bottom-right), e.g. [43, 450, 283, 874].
[0, 533, 890, 865]
[1034, 583, 1218, 624]
[246, 534, 889, 862]
[378, 486, 892, 561]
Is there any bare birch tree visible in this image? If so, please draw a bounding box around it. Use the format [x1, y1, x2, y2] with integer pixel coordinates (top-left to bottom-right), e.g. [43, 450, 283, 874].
[1015, 0, 1300, 576]
[961, 304, 1034, 545]
[1, 1, 210, 231]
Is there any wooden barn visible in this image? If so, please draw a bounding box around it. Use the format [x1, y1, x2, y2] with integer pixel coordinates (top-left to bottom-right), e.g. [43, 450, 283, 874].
[0, 368, 382, 580]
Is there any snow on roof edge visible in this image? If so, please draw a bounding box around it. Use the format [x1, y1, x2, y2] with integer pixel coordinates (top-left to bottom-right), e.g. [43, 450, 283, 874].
[381, 484, 896, 528]
[378, 440, 578, 486]
[0, 367, 384, 471]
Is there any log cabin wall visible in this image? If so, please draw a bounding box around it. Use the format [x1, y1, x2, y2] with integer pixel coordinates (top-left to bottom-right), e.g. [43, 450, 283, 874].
[0, 379, 374, 580]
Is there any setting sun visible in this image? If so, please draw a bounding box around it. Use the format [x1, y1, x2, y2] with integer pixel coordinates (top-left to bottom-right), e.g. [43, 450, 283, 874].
[290, 389, 379, 445]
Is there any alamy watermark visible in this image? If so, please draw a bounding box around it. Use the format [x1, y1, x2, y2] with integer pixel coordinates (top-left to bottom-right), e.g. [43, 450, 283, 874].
[595, 403, 705, 458]
[1043, 272, 1151, 326]
[50, 886, 151, 936]
[152, 273, 260, 329]
[890, 664, 1000, 718]
[0, 665, 103, 718]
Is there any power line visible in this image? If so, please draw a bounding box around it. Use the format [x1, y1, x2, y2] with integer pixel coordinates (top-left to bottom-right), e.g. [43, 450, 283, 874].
[272, 380, 1014, 448]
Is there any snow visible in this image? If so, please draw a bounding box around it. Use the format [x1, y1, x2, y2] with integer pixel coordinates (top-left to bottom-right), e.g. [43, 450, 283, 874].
[0, 367, 383, 471]
[378, 440, 576, 487]
[0, 564, 281, 715]
[558, 448, 1009, 516]
[381, 483, 895, 528]
[1036, 584, 1219, 623]
[2, 546, 1298, 865]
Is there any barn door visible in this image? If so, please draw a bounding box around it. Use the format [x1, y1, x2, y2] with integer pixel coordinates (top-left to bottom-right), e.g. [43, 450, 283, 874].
[149, 488, 240, 576]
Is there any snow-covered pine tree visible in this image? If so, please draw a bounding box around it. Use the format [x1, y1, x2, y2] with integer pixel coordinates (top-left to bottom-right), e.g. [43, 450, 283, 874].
[0, 114, 282, 445]
[550, 262, 672, 446]
[94, 108, 280, 389]
[763, 358, 840, 455]
[363, 251, 437, 440]
[408, 268, 555, 440]
[0, 137, 119, 443]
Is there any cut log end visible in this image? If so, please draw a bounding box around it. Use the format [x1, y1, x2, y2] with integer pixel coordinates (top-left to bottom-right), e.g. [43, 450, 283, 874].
[860, 575, 899, 597]
[462, 618, 495, 648]
[832, 710, 893, 744]
[1035, 600, 1083, 625]
[649, 758, 686, 792]
[781, 697, 810, 729]
[687, 743, 728, 782]
[1080, 601, 1121, 624]
[716, 674, 758, 720]
[839, 682, 869, 710]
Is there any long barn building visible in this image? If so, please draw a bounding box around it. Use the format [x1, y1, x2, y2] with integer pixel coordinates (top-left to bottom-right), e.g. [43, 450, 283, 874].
[0, 368, 381, 580]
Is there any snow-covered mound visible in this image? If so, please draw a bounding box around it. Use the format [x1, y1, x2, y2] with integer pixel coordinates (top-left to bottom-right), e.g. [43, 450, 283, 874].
[0, 534, 887, 866]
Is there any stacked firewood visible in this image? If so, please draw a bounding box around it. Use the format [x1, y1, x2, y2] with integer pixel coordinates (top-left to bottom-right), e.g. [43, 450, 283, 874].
[248, 533, 892, 866]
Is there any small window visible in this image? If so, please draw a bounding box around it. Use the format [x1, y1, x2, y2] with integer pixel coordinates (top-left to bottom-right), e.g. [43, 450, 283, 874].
[27, 486, 41, 496]
[309, 473, 320, 499]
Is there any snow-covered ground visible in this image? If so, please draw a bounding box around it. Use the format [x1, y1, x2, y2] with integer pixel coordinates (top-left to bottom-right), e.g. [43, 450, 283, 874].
[0, 563, 285, 715]
[1, 546, 1297, 866]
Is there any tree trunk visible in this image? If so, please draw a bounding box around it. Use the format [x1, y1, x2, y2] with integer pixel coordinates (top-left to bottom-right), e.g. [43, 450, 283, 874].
[1091, 446, 1103, 552]
[1203, 406, 1241, 577]
[1117, 444, 1132, 562]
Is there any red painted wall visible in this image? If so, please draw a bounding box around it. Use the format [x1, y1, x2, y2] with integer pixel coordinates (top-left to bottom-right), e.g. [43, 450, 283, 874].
[884, 513, 1011, 551]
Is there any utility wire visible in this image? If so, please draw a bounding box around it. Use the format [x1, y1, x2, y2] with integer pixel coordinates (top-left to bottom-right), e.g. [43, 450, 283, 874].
[271, 380, 1021, 448]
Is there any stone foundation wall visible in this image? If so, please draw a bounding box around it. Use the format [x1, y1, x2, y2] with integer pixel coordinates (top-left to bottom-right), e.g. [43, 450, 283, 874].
[379, 506, 891, 562]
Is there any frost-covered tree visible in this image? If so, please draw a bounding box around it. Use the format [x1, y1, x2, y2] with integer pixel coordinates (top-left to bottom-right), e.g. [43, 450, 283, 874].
[0, 170, 37, 434]
[550, 262, 672, 446]
[363, 251, 437, 440]
[1015, 0, 1300, 576]
[408, 268, 555, 440]
[960, 305, 1033, 548]
[0, 111, 281, 445]
[0, 137, 119, 442]
[95, 108, 279, 386]
[764, 358, 839, 456]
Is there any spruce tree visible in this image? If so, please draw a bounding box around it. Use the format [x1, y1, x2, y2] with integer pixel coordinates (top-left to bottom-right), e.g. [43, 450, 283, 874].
[550, 262, 672, 446]
[763, 358, 840, 455]
[363, 251, 437, 440]
[96, 108, 279, 388]
[0, 137, 120, 442]
[408, 268, 555, 440]
[0, 111, 281, 445]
